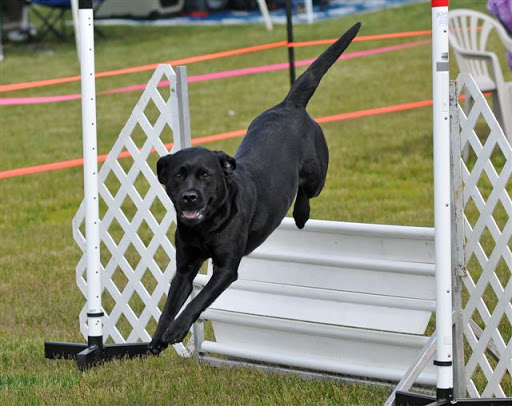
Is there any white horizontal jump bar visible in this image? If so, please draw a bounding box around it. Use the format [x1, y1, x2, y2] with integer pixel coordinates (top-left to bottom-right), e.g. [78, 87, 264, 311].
[199, 340, 436, 385]
[248, 251, 436, 276]
[201, 309, 430, 347]
[280, 218, 435, 240]
[195, 275, 436, 312]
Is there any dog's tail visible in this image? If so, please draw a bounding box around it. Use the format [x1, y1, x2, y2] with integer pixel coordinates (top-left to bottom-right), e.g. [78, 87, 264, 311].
[283, 22, 361, 109]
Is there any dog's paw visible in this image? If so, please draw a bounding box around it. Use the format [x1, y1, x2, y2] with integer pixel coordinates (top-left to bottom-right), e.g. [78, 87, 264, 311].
[161, 318, 191, 345]
[293, 191, 310, 229]
[294, 217, 307, 229]
[293, 212, 309, 229]
[148, 338, 169, 355]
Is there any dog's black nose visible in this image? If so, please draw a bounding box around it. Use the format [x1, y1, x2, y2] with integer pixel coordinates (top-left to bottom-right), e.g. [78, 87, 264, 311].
[182, 191, 198, 203]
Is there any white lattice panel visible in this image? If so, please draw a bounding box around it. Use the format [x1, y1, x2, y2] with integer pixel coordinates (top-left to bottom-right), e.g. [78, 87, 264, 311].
[455, 73, 512, 397]
[73, 65, 188, 345]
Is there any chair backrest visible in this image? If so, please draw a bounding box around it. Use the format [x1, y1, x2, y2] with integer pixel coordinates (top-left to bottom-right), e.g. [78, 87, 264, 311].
[448, 9, 503, 91]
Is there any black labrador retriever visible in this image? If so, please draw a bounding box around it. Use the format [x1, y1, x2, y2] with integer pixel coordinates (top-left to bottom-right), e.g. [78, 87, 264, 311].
[149, 22, 361, 354]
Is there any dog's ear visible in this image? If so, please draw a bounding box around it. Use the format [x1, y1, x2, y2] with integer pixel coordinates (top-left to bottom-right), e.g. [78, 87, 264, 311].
[157, 154, 173, 185]
[214, 151, 236, 178]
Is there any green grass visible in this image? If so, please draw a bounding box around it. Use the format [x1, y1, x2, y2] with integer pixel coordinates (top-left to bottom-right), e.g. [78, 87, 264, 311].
[1, 0, 510, 404]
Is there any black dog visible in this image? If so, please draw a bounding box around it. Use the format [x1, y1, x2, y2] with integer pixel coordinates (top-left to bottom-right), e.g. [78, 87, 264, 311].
[149, 22, 361, 354]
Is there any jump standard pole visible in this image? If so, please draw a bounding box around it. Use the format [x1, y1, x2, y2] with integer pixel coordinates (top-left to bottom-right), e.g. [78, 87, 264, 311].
[395, 2, 510, 404]
[44, 0, 149, 371]
[430, 0, 454, 401]
[285, 0, 296, 86]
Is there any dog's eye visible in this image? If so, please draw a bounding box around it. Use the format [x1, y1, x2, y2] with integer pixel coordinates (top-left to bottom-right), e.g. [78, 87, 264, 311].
[175, 172, 183, 179]
[199, 172, 210, 180]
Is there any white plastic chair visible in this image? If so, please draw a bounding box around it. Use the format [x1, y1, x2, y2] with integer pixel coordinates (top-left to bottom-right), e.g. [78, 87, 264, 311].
[448, 9, 512, 144]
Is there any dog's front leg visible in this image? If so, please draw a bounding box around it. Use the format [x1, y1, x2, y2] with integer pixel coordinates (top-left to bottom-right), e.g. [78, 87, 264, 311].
[162, 260, 240, 345]
[149, 257, 204, 354]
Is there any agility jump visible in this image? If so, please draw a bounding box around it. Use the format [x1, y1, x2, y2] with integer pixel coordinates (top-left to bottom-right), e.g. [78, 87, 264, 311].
[44, 0, 511, 404]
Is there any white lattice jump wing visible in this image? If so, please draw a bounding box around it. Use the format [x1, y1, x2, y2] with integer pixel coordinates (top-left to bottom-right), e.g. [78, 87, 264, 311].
[454, 73, 511, 398]
[73, 65, 190, 356]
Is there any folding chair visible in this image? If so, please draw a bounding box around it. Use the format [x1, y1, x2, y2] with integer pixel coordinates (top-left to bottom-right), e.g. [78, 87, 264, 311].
[30, 0, 72, 41]
[448, 9, 512, 143]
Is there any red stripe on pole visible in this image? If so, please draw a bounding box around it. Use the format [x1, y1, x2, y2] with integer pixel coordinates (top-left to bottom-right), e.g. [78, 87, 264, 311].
[431, 0, 449, 7]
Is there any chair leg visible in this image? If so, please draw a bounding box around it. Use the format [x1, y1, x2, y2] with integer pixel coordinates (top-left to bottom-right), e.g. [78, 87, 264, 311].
[495, 91, 512, 145]
[94, 25, 106, 39]
[58, 9, 67, 39]
[491, 92, 504, 129]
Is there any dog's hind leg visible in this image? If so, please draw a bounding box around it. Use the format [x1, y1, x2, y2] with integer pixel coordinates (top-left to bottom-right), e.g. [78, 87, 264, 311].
[293, 156, 327, 229]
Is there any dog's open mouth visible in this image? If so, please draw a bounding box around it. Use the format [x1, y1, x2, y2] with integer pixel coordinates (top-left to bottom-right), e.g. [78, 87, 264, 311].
[180, 209, 205, 221]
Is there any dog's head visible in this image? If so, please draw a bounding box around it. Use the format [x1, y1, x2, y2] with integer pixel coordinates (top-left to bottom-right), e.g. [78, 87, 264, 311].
[157, 147, 236, 226]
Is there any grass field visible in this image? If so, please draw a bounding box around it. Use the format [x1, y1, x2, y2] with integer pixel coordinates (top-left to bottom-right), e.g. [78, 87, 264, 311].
[1, 0, 510, 404]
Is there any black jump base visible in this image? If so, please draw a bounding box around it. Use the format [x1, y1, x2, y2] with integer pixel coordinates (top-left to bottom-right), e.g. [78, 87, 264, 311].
[395, 391, 512, 406]
[44, 337, 150, 371]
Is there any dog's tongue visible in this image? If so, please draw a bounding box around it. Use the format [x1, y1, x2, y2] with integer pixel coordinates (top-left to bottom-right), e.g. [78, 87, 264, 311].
[182, 210, 200, 219]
